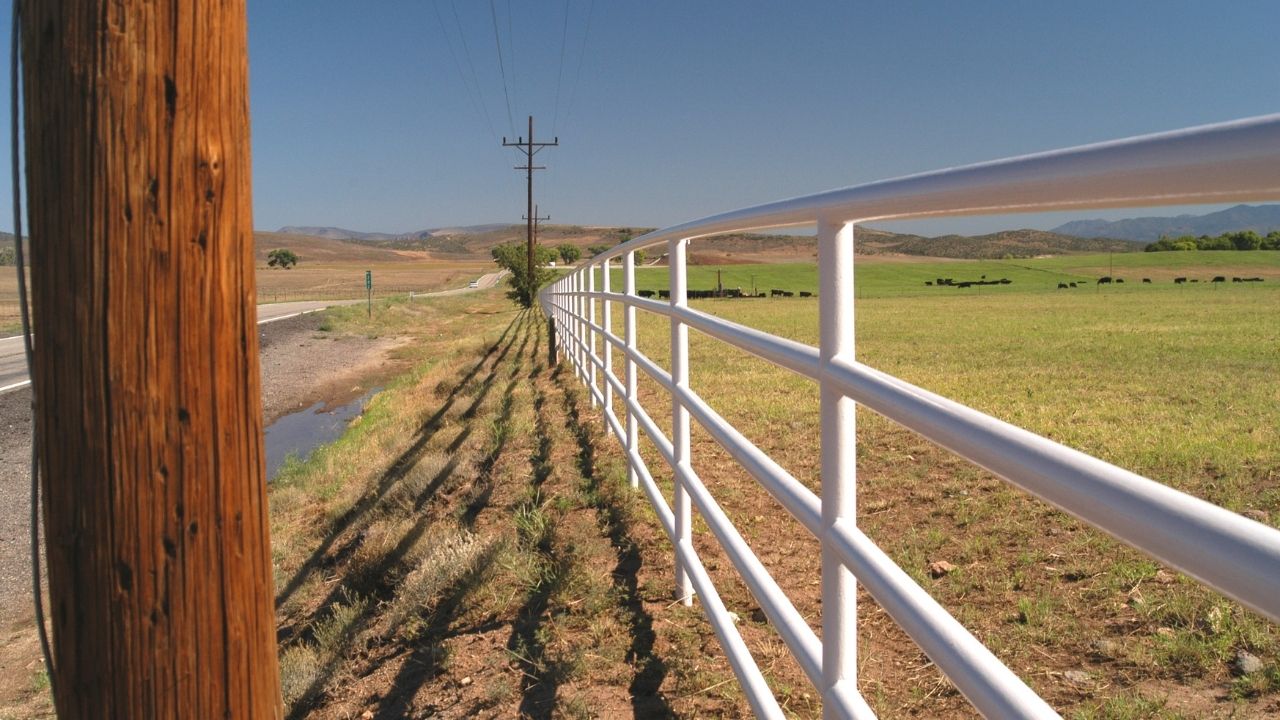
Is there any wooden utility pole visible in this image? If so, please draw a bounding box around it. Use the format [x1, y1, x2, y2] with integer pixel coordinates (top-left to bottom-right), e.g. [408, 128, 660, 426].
[503, 116, 557, 304]
[523, 204, 550, 247]
[22, 2, 282, 716]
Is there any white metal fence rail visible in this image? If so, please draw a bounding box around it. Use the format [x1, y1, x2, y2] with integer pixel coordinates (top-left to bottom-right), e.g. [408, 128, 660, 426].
[538, 114, 1280, 719]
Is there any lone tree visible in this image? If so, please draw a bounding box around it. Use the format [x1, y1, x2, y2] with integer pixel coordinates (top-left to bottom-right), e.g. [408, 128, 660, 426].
[491, 241, 556, 308]
[556, 243, 581, 264]
[267, 248, 299, 268]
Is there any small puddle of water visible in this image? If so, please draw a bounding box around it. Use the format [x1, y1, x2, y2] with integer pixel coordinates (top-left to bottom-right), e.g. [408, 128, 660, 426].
[264, 387, 381, 480]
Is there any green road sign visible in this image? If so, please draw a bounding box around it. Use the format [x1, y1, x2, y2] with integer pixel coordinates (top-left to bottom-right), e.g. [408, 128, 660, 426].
[365, 270, 372, 290]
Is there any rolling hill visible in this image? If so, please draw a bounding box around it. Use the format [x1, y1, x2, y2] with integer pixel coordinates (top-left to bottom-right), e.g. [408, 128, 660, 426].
[853, 226, 1142, 258]
[262, 224, 1144, 263]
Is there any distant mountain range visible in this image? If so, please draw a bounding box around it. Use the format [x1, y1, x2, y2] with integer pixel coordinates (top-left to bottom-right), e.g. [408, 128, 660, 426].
[275, 224, 511, 243]
[1051, 204, 1280, 241]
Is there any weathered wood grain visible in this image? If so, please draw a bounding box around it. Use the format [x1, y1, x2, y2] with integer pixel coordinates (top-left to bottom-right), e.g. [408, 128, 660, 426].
[22, 1, 282, 716]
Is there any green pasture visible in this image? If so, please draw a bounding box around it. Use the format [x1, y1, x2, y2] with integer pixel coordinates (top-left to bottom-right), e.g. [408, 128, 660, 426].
[664, 288, 1280, 488]
[602, 250, 1280, 299]
[598, 275, 1280, 708]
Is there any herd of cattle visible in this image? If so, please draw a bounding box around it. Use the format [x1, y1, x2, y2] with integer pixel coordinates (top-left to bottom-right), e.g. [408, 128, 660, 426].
[625, 274, 1267, 300]
[635, 288, 815, 300]
[921, 275, 1268, 290]
[925, 276, 1013, 288]
[1049, 275, 1266, 289]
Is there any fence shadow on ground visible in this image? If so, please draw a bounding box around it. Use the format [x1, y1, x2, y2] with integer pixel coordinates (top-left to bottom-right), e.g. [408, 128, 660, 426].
[280, 313, 530, 719]
[554, 365, 675, 718]
[274, 312, 524, 611]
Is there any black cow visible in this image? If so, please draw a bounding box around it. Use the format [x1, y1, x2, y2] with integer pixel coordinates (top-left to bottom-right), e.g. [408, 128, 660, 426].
[1069, 282, 1078, 288]
[770, 289, 785, 297]
[925, 281, 933, 286]
[638, 289, 656, 298]
[1097, 276, 1112, 285]
[799, 291, 813, 297]
[1174, 277, 1187, 284]
[1212, 276, 1226, 283]
[658, 289, 670, 299]
[1142, 278, 1152, 284]
[1115, 278, 1125, 284]
[1057, 283, 1069, 289]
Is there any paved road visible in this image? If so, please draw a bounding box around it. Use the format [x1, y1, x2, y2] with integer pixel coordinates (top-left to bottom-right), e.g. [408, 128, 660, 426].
[411, 270, 506, 298]
[0, 274, 504, 395]
[0, 299, 362, 394]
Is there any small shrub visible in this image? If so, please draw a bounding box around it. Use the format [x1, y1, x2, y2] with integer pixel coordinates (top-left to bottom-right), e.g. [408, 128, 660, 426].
[384, 529, 486, 630]
[312, 591, 368, 655]
[278, 644, 320, 707]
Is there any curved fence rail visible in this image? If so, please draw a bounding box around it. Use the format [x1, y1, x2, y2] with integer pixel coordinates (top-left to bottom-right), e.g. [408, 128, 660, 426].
[538, 114, 1280, 719]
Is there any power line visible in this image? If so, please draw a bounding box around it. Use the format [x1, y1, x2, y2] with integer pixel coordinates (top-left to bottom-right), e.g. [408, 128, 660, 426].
[506, 0, 517, 123]
[431, 0, 497, 142]
[562, 0, 595, 133]
[449, 1, 498, 141]
[551, 0, 570, 136]
[487, 0, 515, 136]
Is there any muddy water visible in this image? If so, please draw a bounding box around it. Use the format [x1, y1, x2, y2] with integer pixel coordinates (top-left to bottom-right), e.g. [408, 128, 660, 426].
[264, 388, 380, 480]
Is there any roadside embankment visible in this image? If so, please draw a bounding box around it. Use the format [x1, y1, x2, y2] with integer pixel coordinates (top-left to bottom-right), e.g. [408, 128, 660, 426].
[0, 302, 418, 717]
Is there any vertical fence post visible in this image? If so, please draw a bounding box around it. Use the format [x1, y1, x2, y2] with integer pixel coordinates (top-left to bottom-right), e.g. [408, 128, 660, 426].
[588, 265, 599, 406]
[819, 218, 858, 715]
[602, 257, 614, 431]
[578, 271, 587, 382]
[669, 237, 694, 605]
[564, 277, 573, 372]
[573, 272, 584, 381]
[624, 251, 639, 489]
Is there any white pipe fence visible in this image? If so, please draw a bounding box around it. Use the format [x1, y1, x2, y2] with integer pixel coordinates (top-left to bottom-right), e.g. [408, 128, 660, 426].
[538, 114, 1280, 719]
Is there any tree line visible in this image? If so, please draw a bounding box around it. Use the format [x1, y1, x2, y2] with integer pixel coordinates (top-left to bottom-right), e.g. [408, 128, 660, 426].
[1145, 230, 1280, 252]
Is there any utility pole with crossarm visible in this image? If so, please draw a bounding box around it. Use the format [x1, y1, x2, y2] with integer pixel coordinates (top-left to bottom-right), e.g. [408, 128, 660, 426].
[523, 204, 550, 248]
[503, 116, 558, 305]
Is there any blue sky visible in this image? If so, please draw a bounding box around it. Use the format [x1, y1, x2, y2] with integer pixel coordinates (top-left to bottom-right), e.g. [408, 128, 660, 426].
[2, 1, 1279, 236]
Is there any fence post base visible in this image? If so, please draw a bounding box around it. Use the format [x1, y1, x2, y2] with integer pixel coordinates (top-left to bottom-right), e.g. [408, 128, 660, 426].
[547, 315, 558, 366]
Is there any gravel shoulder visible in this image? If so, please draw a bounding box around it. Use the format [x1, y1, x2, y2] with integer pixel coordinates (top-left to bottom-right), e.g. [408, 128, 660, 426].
[257, 311, 410, 423]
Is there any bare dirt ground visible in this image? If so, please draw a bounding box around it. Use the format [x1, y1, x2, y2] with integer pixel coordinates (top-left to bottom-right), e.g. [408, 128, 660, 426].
[258, 312, 412, 423]
[0, 310, 411, 718]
